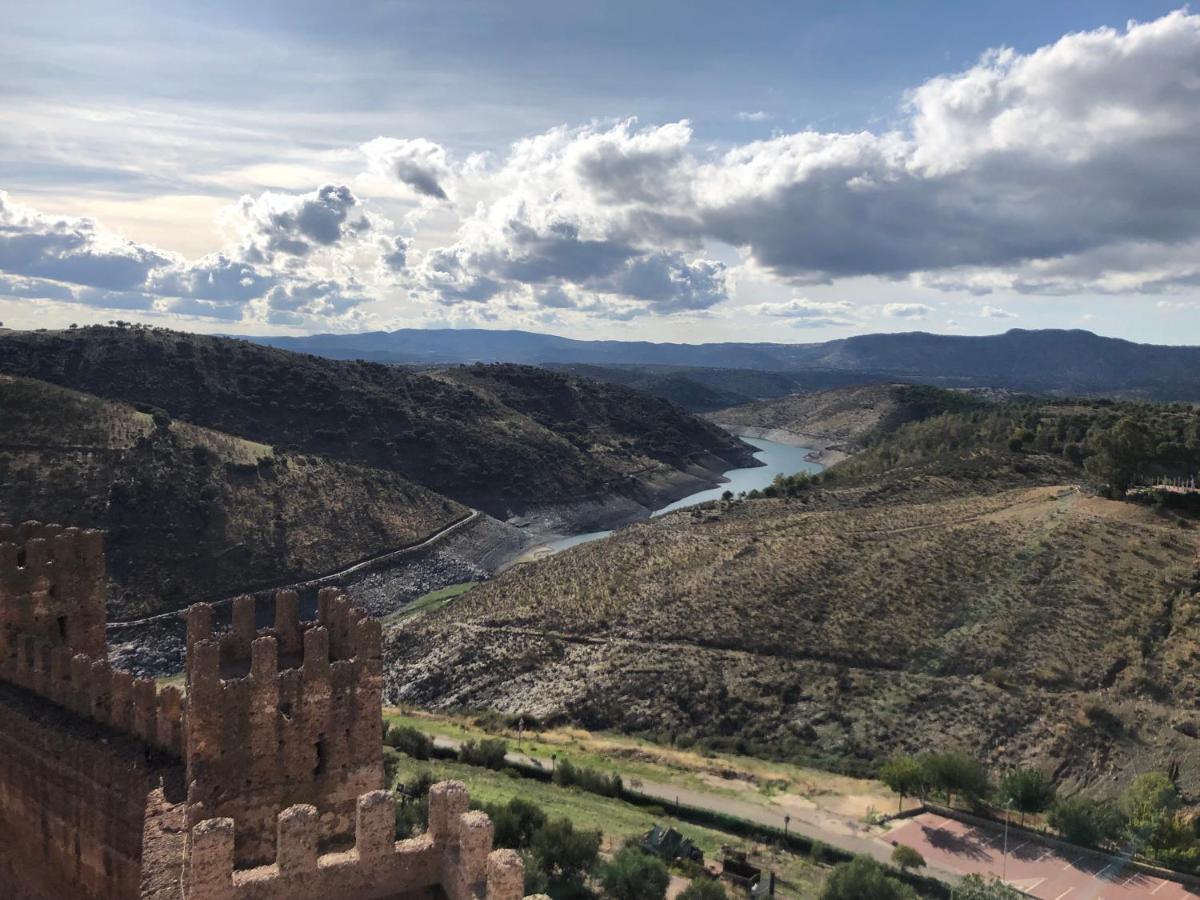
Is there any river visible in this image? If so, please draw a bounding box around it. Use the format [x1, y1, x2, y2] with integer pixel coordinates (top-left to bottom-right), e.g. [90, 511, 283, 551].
[543, 437, 823, 554]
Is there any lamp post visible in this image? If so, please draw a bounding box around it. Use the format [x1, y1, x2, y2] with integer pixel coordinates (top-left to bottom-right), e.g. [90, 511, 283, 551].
[1002, 797, 1013, 882]
[783, 815, 791, 842]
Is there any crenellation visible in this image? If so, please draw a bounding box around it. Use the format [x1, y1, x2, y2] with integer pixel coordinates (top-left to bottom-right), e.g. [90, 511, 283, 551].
[272, 590, 302, 656]
[1, 522, 531, 899]
[185, 784, 526, 900]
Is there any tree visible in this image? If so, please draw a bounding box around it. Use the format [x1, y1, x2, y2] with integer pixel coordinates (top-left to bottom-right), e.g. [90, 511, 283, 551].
[677, 879, 729, 900]
[1084, 416, 1153, 494]
[999, 768, 1056, 825]
[1047, 795, 1124, 848]
[529, 817, 601, 884]
[819, 856, 916, 900]
[880, 756, 925, 813]
[891, 844, 925, 874]
[919, 752, 989, 807]
[483, 797, 548, 850]
[598, 846, 670, 900]
[1120, 772, 1199, 866]
[951, 874, 1024, 898]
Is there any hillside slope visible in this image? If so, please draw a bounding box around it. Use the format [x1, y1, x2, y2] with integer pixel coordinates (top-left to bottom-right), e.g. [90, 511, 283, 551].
[705, 384, 991, 461]
[0, 374, 466, 618]
[0, 327, 753, 524]
[386, 399, 1200, 799]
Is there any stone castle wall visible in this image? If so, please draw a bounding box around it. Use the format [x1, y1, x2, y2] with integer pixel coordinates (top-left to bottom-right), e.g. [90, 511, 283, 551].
[0, 522, 528, 900]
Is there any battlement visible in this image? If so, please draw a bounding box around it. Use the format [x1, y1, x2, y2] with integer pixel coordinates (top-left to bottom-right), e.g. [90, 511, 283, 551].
[0, 632, 184, 755]
[0, 521, 107, 660]
[184, 781, 526, 900]
[184, 588, 385, 865]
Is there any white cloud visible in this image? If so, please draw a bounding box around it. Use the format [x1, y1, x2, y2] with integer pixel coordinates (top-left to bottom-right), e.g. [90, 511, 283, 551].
[980, 304, 1017, 318]
[882, 302, 934, 319]
[737, 110, 771, 122]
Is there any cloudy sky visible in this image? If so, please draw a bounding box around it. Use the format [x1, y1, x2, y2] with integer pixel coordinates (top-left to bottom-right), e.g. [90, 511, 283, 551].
[3, 1, 1199, 344]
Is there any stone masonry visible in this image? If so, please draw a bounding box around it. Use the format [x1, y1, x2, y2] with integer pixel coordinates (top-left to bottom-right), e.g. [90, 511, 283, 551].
[0, 521, 529, 900]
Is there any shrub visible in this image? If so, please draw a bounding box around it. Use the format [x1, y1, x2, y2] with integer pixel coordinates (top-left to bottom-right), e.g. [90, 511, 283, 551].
[598, 846, 670, 900]
[384, 723, 433, 760]
[553, 758, 624, 798]
[1048, 795, 1124, 848]
[677, 879, 728, 900]
[529, 817, 601, 883]
[459, 738, 508, 770]
[819, 856, 916, 900]
[951, 874, 1024, 898]
[891, 844, 925, 873]
[482, 797, 548, 850]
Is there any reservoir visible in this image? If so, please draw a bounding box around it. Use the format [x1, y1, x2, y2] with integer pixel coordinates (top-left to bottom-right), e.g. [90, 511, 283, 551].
[544, 437, 823, 554]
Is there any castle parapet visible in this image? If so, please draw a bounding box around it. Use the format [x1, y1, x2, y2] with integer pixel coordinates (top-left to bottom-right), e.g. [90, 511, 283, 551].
[184, 782, 527, 900]
[184, 588, 385, 865]
[0, 522, 106, 660]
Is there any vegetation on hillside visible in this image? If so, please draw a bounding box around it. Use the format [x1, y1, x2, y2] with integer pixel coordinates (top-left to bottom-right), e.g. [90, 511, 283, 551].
[0, 375, 464, 617]
[386, 391, 1200, 801]
[0, 326, 753, 517]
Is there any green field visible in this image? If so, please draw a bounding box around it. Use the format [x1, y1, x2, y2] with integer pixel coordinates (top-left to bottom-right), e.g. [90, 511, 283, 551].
[382, 582, 478, 624]
[386, 752, 824, 896]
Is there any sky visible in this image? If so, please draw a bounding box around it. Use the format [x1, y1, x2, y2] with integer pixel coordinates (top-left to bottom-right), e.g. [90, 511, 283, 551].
[2, 0, 1200, 344]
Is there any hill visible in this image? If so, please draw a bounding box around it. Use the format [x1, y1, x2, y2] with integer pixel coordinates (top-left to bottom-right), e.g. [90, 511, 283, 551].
[705, 384, 994, 462]
[545, 364, 884, 413]
[0, 374, 465, 619]
[0, 326, 753, 526]
[385, 397, 1200, 800]
[247, 327, 1200, 402]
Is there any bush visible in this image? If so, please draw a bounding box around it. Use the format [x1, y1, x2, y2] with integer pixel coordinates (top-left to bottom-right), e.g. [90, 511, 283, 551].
[482, 797, 548, 850]
[598, 846, 670, 900]
[819, 856, 916, 900]
[1048, 795, 1124, 848]
[553, 758, 624, 798]
[677, 879, 728, 900]
[891, 844, 925, 873]
[384, 723, 434, 760]
[879, 755, 925, 812]
[529, 817, 601, 883]
[951, 874, 1024, 898]
[393, 769, 434, 837]
[459, 738, 509, 770]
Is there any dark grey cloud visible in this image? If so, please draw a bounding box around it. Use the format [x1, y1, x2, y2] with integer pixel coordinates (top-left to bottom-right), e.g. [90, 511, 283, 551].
[233, 184, 371, 263]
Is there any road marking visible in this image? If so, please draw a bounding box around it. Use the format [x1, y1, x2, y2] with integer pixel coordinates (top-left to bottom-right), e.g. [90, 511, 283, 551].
[1096, 863, 1114, 878]
[1053, 889, 1073, 900]
[1149, 879, 1168, 894]
[1063, 856, 1086, 870]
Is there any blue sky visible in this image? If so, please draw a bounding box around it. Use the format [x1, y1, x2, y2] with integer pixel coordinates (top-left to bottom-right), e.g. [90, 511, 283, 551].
[2, 1, 1199, 343]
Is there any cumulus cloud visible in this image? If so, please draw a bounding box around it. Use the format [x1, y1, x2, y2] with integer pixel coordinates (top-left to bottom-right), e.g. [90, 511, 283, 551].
[882, 302, 934, 318]
[361, 137, 453, 200]
[223, 184, 372, 265]
[0, 191, 371, 325]
[980, 305, 1017, 318]
[0, 191, 175, 292]
[737, 111, 771, 122]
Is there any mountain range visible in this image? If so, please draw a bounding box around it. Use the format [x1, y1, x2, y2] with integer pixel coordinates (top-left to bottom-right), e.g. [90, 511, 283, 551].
[247, 327, 1200, 402]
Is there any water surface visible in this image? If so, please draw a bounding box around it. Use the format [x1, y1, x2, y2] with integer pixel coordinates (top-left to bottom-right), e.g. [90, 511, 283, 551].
[543, 437, 821, 554]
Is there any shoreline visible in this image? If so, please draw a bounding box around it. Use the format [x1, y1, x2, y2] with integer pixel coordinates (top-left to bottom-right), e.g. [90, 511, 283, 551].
[712, 424, 853, 467]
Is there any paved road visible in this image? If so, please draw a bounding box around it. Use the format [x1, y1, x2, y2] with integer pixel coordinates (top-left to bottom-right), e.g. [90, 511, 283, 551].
[890, 812, 1200, 899]
[428, 735, 963, 885]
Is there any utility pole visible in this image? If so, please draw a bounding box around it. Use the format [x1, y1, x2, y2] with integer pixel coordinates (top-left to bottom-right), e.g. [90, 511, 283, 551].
[1002, 798, 1013, 882]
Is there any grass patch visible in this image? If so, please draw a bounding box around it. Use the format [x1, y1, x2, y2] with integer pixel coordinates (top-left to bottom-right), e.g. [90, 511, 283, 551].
[383, 582, 478, 624]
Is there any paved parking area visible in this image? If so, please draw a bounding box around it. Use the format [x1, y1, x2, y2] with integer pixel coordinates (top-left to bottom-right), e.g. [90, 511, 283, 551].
[888, 812, 1200, 899]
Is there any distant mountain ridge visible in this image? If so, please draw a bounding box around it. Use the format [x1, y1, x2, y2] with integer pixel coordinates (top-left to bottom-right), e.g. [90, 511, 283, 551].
[247, 327, 1200, 401]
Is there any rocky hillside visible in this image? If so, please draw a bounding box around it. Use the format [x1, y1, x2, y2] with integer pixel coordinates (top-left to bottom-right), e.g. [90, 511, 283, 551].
[0, 327, 753, 523]
[386, 398, 1200, 800]
[0, 374, 466, 619]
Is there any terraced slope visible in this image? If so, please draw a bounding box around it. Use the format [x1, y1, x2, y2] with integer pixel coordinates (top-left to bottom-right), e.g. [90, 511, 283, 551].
[0, 375, 466, 618]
